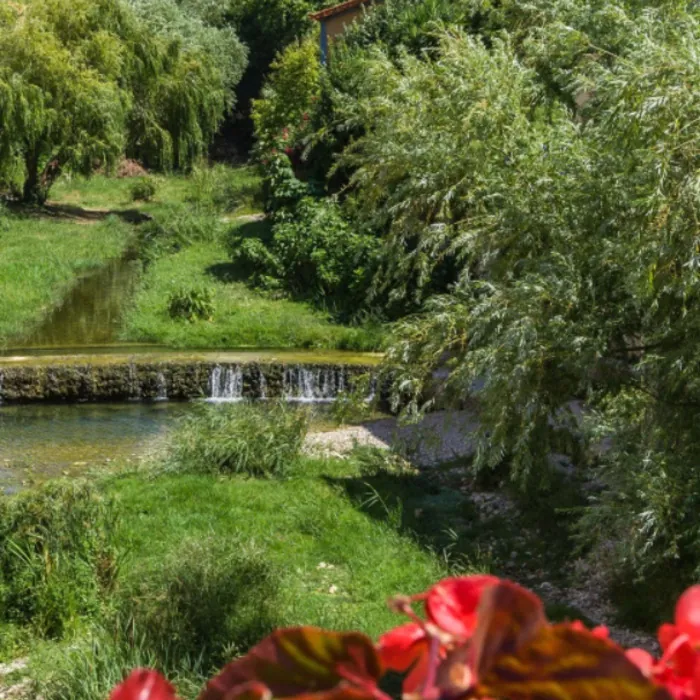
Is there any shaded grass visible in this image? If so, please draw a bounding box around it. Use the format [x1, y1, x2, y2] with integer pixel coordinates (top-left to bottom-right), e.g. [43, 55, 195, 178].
[121, 236, 383, 350]
[0, 213, 132, 346]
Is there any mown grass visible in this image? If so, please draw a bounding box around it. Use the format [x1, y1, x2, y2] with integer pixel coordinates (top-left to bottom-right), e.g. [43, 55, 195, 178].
[0, 212, 132, 346]
[121, 233, 383, 351]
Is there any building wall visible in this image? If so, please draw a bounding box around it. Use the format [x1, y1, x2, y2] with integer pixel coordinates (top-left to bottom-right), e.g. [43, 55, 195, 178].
[324, 6, 363, 41]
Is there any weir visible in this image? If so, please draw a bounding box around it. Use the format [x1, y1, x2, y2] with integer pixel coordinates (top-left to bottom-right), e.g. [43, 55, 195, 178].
[0, 352, 378, 404]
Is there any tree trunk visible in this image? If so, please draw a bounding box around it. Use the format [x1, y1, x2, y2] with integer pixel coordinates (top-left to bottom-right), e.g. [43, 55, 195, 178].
[22, 148, 44, 204]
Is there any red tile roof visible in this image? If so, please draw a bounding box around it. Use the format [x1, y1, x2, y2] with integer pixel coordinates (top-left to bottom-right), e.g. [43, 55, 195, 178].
[309, 0, 374, 21]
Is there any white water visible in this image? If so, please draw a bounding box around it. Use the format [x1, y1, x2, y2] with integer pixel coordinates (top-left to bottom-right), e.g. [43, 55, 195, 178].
[208, 365, 244, 403]
[283, 367, 348, 403]
[155, 371, 168, 402]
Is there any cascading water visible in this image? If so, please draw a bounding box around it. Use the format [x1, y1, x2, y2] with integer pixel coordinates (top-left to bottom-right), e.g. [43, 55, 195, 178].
[283, 366, 348, 403]
[208, 364, 243, 402]
[155, 371, 168, 401]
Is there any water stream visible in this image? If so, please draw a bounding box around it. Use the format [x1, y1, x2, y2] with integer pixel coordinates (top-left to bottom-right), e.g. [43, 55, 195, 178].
[20, 254, 142, 349]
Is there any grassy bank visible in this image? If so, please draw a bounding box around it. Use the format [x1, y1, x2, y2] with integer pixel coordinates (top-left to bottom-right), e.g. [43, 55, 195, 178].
[2, 165, 383, 351]
[5, 458, 446, 698]
[121, 228, 383, 351]
[0, 212, 132, 347]
[0, 402, 598, 700]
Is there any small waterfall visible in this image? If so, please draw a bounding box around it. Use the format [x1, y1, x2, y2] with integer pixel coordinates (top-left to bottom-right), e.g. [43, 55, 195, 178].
[208, 364, 243, 402]
[283, 366, 346, 403]
[128, 362, 141, 400]
[155, 371, 168, 402]
[258, 369, 268, 400]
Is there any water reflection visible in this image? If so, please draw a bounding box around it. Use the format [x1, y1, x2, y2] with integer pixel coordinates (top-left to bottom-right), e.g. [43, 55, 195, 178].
[22, 256, 141, 348]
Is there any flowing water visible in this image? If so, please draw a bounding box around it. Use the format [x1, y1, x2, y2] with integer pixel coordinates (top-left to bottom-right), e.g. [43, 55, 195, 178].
[19, 254, 141, 349]
[0, 253, 382, 491]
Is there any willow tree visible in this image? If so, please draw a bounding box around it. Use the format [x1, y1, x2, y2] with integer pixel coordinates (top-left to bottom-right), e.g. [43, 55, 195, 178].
[0, 0, 246, 203]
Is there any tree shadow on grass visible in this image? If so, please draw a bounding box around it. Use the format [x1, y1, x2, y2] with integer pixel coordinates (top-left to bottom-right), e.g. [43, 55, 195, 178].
[207, 218, 275, 285]
[324, 455, 591, 623]
[6, 201, 152, 225]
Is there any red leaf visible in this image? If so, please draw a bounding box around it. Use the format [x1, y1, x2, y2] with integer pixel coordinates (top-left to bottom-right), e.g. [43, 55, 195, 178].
[479, 624, 672, 700]
[199, 627, 383, 700]
[426, 576, 499, 639]
[110, 670, 177, 700]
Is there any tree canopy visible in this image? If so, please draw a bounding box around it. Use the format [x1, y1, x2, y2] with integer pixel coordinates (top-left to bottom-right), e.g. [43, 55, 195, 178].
[0, 0, 247, 202]
[251, 0, 700, 601]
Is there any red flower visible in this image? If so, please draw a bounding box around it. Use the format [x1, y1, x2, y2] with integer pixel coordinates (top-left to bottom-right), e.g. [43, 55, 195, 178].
[425, 575, 499, 639]
[110, 670, 177, 700]
[378, 576, 499, 695]
[626, 586, 700, 700]
[377, 623, 432, 693]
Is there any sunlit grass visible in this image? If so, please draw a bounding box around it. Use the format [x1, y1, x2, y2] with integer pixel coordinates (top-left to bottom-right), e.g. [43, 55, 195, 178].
[0, 214, 132, 347]
[121, 236, 384, 350]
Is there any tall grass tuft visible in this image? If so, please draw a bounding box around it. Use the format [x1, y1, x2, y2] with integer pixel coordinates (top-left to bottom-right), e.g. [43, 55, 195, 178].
[165, 402, 309, 477]
[0, 481, 121, 638]
[34, 537, 282, 700]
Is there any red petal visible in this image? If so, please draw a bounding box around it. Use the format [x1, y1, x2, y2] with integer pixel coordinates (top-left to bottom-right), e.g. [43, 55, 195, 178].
[110, 670, 177, 700]
[377, 623, 427, 673]
[660, 624, 680, 652]
[591, 625, 610, 639]
[626, 649, 656, 677]
[426, 575, 499, 639]
[676, 586, 700, 645]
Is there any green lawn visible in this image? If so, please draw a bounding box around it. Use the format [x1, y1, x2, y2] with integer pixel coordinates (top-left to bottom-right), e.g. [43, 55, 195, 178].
[24, 456, 447, 700]
[0, 213, 132, 347]
[121, 234, 383, 351]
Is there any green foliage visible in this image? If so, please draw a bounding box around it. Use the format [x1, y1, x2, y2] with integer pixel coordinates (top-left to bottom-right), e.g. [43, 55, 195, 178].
[0, 0, 247, 202]
[137, 206, 224, 264]
[0, 481, 121, 638]
[166, 402, 309, 477]
[187, 164, 263, 212]
[245, 0, 700, 597]
[232, 193, 380, 317]
[129, 176, 158, 202]
[118, 536, 280, 667]
[167, 285, 215, 322]
[251, 38, 321, 154]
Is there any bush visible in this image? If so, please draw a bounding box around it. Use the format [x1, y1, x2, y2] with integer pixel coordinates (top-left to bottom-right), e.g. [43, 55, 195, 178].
[0, 481, 121, 638]
[166, 402, 309, 477]
[167, 285, 215, 322]
[119, 536, 280, 669]
[188, 164, 263, 212]
[231, 196, 380, 317]
[129, 177, 158, 202]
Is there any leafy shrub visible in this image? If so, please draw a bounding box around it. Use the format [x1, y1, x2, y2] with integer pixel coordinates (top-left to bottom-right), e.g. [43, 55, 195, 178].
[166, 402, 309, 477]
[129, 177, 158, 202]
[251, 38, 321, 155]
[188, 164, 263, 212]
[231, 196, 380, 316]
[0, 481, 121, 638]
[118, 536, 280, 669]
[167, 285, 215, 322]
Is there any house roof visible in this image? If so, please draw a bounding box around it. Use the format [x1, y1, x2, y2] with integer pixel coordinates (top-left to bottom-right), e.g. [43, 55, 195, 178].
[309, 0, 374, 21]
